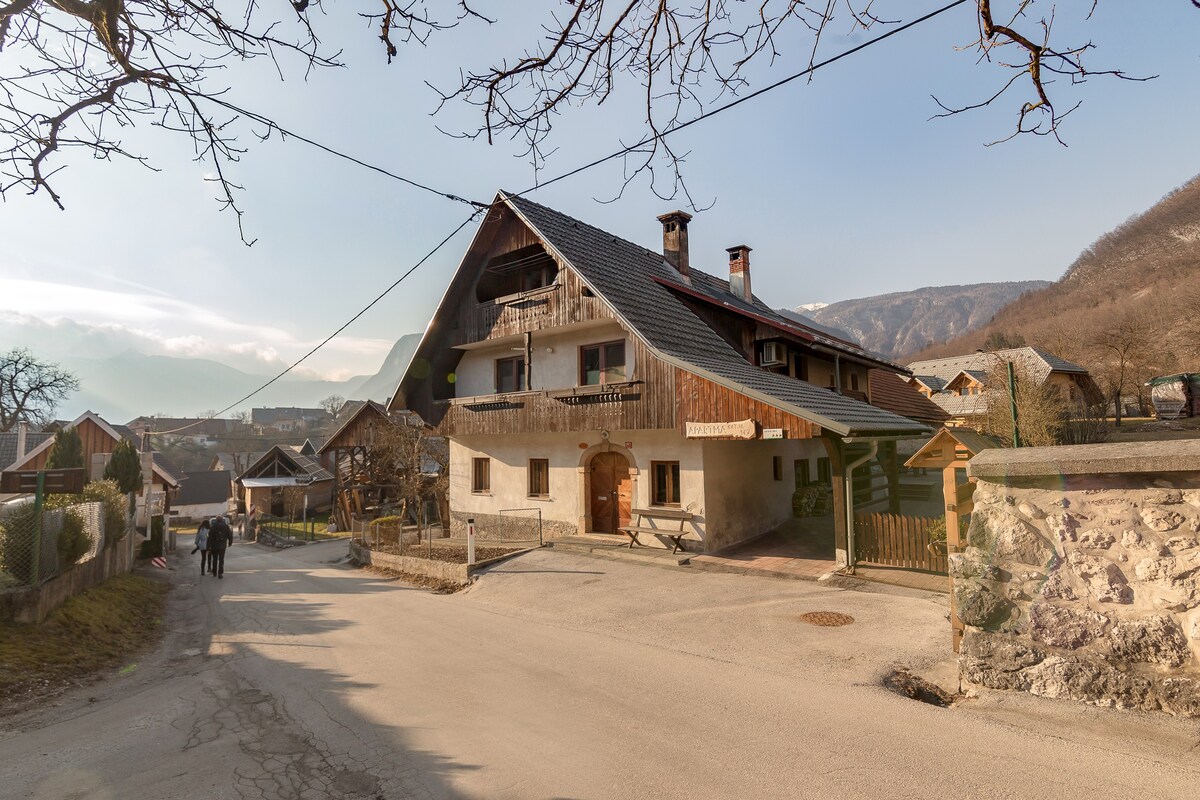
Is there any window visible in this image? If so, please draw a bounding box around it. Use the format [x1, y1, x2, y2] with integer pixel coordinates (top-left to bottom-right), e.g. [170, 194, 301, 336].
[580, 341, 627, 386]
[471, 458, 490, 493]
[796, 459, 811, 487]
[773, 456, 783, 481]
[652, 461, 681, 506]
[849, 373, 860, 392]
[528, 458, 549, 497]
[817, 457, 831, 485]
[495, 356, 526, 393]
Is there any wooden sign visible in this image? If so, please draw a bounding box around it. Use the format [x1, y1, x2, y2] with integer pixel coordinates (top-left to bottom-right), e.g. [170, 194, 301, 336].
[685, 420, 756, 440]
[0, 468, 87, 495]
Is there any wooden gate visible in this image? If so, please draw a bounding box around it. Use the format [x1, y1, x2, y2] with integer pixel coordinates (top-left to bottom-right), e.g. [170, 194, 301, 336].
[853, 513, 947, 574]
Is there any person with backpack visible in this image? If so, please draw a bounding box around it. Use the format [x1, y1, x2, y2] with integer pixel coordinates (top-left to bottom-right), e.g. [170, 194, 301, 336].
[208, 515, 234, 579]
[191, 518, 211, 575]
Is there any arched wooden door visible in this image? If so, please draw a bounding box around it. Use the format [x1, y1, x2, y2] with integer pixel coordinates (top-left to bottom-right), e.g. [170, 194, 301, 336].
[589, 452, 632, 534]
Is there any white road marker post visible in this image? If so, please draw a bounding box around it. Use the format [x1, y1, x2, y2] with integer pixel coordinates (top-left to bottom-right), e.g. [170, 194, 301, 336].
[467, 518, 476, 566]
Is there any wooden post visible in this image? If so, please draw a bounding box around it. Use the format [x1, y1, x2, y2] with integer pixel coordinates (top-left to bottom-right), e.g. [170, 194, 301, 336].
[944, 463, 964, 652]
[881, 442, 900, 515]
[822, 437, 849, 569]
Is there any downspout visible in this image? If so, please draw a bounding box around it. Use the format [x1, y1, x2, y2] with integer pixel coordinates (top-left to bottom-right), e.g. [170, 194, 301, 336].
[833, 352, 841, 393]
[842, 440, 878, 574]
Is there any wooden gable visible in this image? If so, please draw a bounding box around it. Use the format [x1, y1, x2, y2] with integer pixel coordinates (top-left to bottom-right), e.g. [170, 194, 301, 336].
[320, 403, 392, 453]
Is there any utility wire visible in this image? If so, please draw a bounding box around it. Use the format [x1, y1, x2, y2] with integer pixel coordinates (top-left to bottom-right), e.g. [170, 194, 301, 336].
[203, 95, 489, 210]
[149, 209, 484, 436]
[148, 0, 968, 437]
[516, 0, 971, 196]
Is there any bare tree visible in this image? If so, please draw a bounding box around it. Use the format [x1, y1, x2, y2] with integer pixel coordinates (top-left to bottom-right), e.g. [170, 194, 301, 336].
[361, 413, 447, 524]
[1, 1, 1181, 235]
[981, 361, 1063, 447]
[319, 394, 347, 419]
[0, 348, 80, 431]
[1089, 311, 1160, 426]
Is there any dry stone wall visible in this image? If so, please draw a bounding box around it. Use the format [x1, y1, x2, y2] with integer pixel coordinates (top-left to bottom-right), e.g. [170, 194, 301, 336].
[958, 445, 1200, 716]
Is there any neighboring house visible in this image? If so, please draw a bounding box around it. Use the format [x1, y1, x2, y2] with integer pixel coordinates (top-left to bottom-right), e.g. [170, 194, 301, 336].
[251, 407, 332, 435]
[317, 401, 445, 527]
[173, 470, 233, 522]
[209, 451, 267, 511]
[390, 191, 928, 560]
[126, 416, 240, 447]
[238, 446, 335, 517]
[0, 425, 54, 471]
[4, 411, 182, 520]
[906, 347, 1098, 426]
[1148, 373, 1200, 419]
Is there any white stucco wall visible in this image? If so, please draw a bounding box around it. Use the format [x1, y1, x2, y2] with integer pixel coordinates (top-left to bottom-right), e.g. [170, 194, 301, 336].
[450, 428, 704, 542]
[701, 438, 826, 551]
[453, 323, 633, 398]
[450, 429, 829, 552]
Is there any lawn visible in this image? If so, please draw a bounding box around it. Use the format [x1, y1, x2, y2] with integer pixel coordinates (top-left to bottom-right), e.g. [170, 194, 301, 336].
[258, 513, 343, 541]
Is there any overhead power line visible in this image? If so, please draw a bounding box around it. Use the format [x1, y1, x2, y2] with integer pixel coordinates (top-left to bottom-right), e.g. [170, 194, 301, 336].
[149, 0, 968, 436]
[149, 209, 483, 436]
[519, 0, 971, 196]
[203, 95, 490, 210]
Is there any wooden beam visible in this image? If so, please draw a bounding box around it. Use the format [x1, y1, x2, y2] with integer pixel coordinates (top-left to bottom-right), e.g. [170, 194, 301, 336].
[944, 464, 964, 653]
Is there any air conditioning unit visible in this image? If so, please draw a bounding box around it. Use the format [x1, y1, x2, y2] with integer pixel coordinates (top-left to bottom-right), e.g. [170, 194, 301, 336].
[760, 341, 788, 368]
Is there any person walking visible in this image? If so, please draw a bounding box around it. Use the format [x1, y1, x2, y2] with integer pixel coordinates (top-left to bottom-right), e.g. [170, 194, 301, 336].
[208, 515, 234, 579]
[192, 518, 211, 576]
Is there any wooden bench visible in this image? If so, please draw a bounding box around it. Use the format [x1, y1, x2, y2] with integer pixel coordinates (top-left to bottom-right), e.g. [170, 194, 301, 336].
[619, 508, 695, 554]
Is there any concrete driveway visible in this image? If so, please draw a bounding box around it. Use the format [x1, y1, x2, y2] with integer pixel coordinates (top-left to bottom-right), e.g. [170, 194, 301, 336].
[1, 540, 1197, 799]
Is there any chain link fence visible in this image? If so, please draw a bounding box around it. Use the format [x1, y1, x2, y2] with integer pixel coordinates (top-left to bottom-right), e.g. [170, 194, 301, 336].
[0, 500, 106, 590]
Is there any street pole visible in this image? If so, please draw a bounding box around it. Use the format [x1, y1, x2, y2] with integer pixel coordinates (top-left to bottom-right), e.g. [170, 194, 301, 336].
[1007, 361, 1022, 448]
[303, 493, 308, 541]
[467, 517, 476, 566]
[31, 471, 44, 584]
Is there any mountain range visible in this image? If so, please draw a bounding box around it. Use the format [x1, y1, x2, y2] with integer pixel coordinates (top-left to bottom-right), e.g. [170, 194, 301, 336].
[799, 281, 1051, 360]
[914, 173, 1200, 377]
[59, 334, 422, 423]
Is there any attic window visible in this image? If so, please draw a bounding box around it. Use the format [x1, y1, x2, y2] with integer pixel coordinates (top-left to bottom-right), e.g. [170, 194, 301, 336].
[476, 244, 559, 303]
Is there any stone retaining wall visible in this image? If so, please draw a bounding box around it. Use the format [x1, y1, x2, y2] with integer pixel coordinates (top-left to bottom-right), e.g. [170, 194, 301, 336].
[448, 511, 575, 542]
[958, 442, 1200, 716]
[349, 541, 470, 583]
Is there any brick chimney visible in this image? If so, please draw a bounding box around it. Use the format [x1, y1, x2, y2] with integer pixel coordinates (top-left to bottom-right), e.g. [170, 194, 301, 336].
[727, 245, 752, 302]
[657, 210, 692, 276]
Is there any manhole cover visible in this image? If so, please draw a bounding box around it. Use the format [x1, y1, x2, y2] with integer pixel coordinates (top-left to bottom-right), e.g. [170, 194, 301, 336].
[799, 611, 855, 627]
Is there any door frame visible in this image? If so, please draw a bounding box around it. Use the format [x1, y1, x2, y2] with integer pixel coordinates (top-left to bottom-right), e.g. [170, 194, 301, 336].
[578, 441, 639, 535]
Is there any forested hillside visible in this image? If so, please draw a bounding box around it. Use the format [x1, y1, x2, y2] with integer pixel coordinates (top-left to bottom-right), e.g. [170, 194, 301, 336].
[914, 174, 1200, 413]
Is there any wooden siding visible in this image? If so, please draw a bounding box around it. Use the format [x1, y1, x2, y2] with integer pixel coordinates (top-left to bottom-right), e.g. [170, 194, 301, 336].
[322, 406, 389, 452]
[437, 337, 677, 436]
[675, 369, 817, 440]
[452, 266, 612, 346]
[20, 418, 118, 471]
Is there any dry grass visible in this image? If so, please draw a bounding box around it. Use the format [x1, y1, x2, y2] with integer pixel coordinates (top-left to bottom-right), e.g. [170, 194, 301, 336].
[0, 573, 169, 712]
[1106, 416, 1200, 443]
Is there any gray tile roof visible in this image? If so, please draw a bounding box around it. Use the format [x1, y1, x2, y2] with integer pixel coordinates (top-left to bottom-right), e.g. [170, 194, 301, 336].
[177, 470, 233, 506]
[503, 192, 927, 437]
[242, 446, 334, 482]
[907, 347, 1089, 387]
[0, 431, 53, 470]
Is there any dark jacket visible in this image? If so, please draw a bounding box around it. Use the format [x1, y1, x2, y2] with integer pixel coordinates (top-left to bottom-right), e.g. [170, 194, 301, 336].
[209, 518, 234, 551]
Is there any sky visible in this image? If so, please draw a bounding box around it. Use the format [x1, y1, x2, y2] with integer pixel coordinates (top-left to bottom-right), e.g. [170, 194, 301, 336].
[2, 1, 1198, 386]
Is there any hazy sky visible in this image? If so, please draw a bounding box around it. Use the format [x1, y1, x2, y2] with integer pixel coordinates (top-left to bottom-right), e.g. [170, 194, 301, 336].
[2, 1, 1198, 383]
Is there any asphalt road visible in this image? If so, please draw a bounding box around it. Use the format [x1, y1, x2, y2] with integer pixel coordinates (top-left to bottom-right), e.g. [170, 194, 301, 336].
[1, 539, 1198, 799]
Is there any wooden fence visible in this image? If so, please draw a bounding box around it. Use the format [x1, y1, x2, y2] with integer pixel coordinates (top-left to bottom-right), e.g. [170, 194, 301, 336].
[853, 512, 947, 574]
